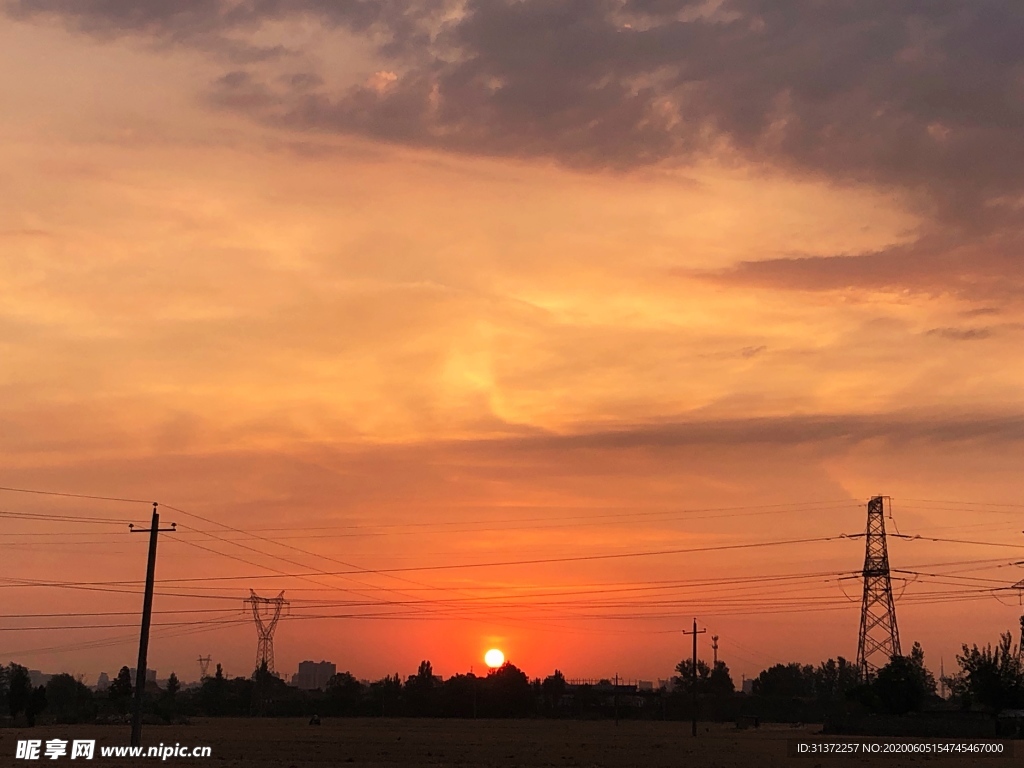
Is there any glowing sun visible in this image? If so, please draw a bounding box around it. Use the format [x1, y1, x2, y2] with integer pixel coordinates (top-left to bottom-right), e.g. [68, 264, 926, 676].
[484, 648, 505, 668]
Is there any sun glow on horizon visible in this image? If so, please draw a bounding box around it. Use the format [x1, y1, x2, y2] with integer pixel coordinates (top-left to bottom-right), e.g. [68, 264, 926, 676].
[484, 648, 505, 668]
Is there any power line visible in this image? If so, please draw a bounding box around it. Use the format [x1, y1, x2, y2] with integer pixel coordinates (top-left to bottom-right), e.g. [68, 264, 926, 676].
[163, 509, 625, 634]
[153, 505, 865, 630]
[901, 535, 1024, 549]
[0, 608, 242, 618]
[0, 567, 853, 600]
[1, 533, 855, 587]
[0, 485, 152, 504]
[0, 509, 126, 525]
[0, 618, 251, 659]
[166, 522, 476, 621]
[0, 618, 245, 632]
[899, 497, 1024, 510]
[0, 485, 861, 531]
[187, 532, 855, 576]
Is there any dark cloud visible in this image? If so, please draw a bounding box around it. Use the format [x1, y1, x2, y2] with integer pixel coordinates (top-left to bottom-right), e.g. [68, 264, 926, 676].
[201, 1, 1024, 200]
[4, 0, 279, 60]
[2, 0, 447, 60]
[499, 410, 1024, 452]
[0, 228, 52, 239]
[281, 71, 324, 90]
[11, 0, 1024, 193]
[960, 307, 1002, 318]
[688, 218, 1024, 298]
[5, 1, 234, 37]
[925, 326, 993, 341]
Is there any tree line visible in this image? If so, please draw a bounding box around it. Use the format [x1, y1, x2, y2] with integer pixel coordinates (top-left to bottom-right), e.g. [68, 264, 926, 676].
[747, 627, 1024, 717]
[2, 619, 1022, 725]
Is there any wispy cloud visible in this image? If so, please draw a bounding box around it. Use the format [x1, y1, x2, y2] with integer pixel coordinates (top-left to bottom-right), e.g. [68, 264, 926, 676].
[925, 326, 993, 341]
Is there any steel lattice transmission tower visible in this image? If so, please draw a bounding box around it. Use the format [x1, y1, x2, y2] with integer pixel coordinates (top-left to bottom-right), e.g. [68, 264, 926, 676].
[246, 590, 287, 675]
[856, 496, 901, 680]
[197, 655, 212, 680]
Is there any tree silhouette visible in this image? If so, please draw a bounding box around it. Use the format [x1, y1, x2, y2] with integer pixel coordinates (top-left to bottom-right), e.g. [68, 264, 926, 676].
[26, 686, 46, 727]
[542, 670, 567, 711]
[158, 671, 182, 722]
[752, 663, 815, 698]
[199, 664, 227, 716]
[166, 672, 180, 699]
[108, 666, 133, 701]
[812, 657, 859, 700]
[483, 662, 533, 717]
[405, 660, 437, 715]
[947, 631, 1024, 711]
[708, 661, 735, 696]
[325, 672, 363, 715]
[0, 665, 10, 717]
[252, 659, 283, 716]
[672, 659, 734, 697]
[673, 659, 711, 694]
[439, 673, 478, 718]
[45, 674, 94, 724]
[871, 643, 936, 714]
[411, 660, 434, 689]
[8, 665, 31, 721]
[370, 674, 402, 717]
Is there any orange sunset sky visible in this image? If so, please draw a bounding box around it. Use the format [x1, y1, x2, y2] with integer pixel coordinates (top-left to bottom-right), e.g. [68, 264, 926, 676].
[2, 1, 1024, 687]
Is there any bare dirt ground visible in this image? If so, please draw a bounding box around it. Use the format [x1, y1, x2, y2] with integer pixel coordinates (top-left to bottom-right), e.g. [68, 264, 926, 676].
[0, 718, 1014, 767]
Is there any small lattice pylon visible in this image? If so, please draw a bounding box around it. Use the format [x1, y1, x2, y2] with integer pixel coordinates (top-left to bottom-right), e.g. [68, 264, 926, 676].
[197, 655, 212, 680]
[246, 590, 287, 675]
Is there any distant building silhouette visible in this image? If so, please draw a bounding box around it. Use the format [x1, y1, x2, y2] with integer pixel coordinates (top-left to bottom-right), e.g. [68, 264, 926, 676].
[291, 660, 336, 690]
[96, 672, 110, 692]
[28, 670, 52, 688]
[129, 668, 158, 691]
[129, 668, 157, 682]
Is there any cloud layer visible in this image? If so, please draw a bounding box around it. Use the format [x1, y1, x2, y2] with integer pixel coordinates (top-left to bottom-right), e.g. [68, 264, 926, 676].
[9, 0, 1024, 298]
[10, 1, 1023, 194]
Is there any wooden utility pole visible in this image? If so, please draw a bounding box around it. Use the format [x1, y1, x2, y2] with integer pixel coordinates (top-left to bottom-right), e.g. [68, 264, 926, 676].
[129, 503, 175, 747]
[682, 618, 706, 737]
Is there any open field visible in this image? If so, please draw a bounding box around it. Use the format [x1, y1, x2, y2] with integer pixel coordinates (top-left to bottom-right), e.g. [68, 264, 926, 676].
[0, 719, 1015, 768]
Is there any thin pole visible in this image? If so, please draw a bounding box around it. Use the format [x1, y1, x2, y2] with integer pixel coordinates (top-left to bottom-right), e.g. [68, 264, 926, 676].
[682, 618, 706, 737]
[614, 673, 619, 726]
[691, 620, 697, 736]
[130, 503, 175, 747]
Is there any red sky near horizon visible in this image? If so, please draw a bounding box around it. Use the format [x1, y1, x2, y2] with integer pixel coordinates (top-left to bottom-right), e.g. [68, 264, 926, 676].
[3, 2, 1024, 687]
